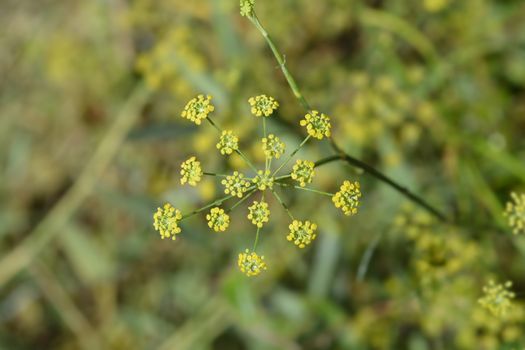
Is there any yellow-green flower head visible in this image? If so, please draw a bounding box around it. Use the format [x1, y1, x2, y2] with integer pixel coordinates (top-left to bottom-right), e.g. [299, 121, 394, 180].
[262, 134, 285, 159]
[206, 207, 230, 232]
[181, 94, 215, 125]
[300, 110, 332, 139]
[478, 280, 516, 318]
[180, 156, 203, 186]
[291, 160, 315, 187]
[238, 249, 267, 277]
[504, 192, 525, 234]
[287, 220, 317, 248]
[221, 171, 251, 198]
[217, 130, 239, 155]
[247, 200, 270, 228]
[240, 0, 255, 17]
[332, 180, 362, 216]
[248, 95, 279, 117]
[252, 170, 274, 190]
[153, 203, 182, 240]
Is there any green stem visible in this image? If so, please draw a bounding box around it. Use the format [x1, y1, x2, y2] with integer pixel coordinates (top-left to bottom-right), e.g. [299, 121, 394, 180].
[227, 188, 257, 213]
[275, 182, 333, 197]
[181, 194, 234, 220]
[252, 226, 262, 251]
[203, 172, 228, 178]
[272, 135, 310, 176]
[247, 10, 448, 223]
[206, 116, 222, 133]
[313, 155, 448, 222]
[271, 188, 294, 220]
[250, 14, 310, 110]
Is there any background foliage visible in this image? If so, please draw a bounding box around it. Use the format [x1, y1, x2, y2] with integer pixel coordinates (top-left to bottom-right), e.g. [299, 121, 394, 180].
[1, 0, 525, 349]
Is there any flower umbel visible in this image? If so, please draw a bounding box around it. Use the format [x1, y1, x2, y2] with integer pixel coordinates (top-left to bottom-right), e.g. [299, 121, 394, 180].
[248, 200, 270, 228]
[287, 220, 317, 248]
[153, 203, 182, 240]
[217, 130, 239, 155]
[206, 207, 230, 232]
[332, 180, 361, 216]
[240, 0, 255, 17]
[253, 170, 274, 190]
[300, 110, 331, 139]
[181, 94, 215, 125]
[504, 192, 525, 234]
[478, 280, 516, 318]
[262, 134, 285, 159]
[180, 156, 203, 186]
[222, 171, 251, 198]
[291, 160, 315, 187]
[238, 249, 267, 276]
[249, 95, 279, 117]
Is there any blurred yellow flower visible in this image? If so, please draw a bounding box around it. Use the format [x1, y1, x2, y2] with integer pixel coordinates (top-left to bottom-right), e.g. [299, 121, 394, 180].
[504, 192, 525, 234]
[478, 280, 515, 318]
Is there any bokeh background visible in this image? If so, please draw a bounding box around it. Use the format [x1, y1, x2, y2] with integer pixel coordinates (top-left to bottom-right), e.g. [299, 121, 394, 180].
[1, 0, 525, 349]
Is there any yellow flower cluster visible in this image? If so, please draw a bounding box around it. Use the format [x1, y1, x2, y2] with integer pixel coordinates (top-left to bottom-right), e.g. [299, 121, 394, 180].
[287, 220, 318, 248]
[153, 203, 182, 240]
[332, 180, 361, 215]
[504, 192, 525, 234]
[240, 0, 255, 17]
[478, 280, 516, 318]
[221, 171, 251, 198]
[247, 200, 270, 228]
[238, 249, 267, 276]
[291, 160, 315, 187]
[217, 130, 239, 155]
[252, 170, 274, 190]
[181, 94, 215, 125]
[180, 156, 203, 186]
[249, 94, 279, 117]
[262, 134, 285, 159]
[206, 207, 230, 232]
[300, 110, 332, 139]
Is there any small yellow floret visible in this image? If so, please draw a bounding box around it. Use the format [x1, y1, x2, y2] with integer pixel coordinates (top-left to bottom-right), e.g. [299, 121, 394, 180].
[221, 171, 251, 198]
[181, 94, 215, 125]
[248, 200, 270, 228]
[217, 130, 239, 155]
[248, 95, 279, 117]
[238, 249, 267, 276]
[287, 220, 317, 248]
[180, 156, 203, 186]
[206, 207, 230, 232]
[262, 134, 285, 159]
[153, 203, 182, 240]
[291, 160, 315, 187]
[332, 180, 361, 216]
[300, 110, 331, 139]
[252, 170, 274, 190]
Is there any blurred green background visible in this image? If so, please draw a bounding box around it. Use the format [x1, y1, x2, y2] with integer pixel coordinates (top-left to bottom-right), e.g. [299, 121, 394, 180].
[1, 0, 525, 349]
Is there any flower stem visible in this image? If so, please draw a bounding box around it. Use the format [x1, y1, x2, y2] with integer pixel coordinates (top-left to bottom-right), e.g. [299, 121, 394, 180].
[227, 188, 256, 213]
[271, 188, 294, 220]
[203, 172, 228, 178]
[272, 135, 310, 177]
[181, 185, 256, 220]
[275, 182, 333, 197]
[247, 10, 448, 223]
